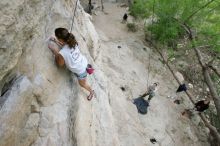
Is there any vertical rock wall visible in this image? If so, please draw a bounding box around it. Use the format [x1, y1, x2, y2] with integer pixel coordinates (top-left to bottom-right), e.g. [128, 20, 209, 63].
[0, 0, 101, 145]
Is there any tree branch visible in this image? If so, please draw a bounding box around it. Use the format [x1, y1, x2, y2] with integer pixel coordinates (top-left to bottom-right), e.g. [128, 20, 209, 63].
[194, 47, 220, 118]
[208, 65, 220, 78]
[207, 56, 217, 65]
[194, 45, 219, 67]
[197, 45, 214, 49]
[177, 17, 220, 124]
[184, 0, 216, 23]
[149, 13, 220, 142]
[171, 17, 192, 38]
[194, 46, 206, 67]
[145, 39, 220, 144]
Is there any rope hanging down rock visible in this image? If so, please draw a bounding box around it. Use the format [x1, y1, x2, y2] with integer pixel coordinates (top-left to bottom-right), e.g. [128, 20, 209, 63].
[147, 0, 155, 87]
[70, 0, 79, 32]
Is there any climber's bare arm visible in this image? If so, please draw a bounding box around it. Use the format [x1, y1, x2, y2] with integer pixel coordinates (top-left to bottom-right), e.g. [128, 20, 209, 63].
[55, 53, 65, 67]
[48, 41, 60, 55]
[48, 36, 64, 54]
[48, 40, 64, 67]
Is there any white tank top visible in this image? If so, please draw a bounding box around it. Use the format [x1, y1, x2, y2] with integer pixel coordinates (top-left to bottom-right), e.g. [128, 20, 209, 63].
[59, 45, 88, 74]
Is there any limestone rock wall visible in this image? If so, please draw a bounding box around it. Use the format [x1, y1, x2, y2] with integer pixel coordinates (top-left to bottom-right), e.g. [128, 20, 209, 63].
[0, 0, 100, 145]
[0, 76, 34, 146]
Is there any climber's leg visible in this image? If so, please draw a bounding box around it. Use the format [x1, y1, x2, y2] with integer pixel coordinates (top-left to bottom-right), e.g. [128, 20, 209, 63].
[78, 78, 92, 92]
[76, 72, 94, 100]
[140, 92, 149, 98]
[78, 79, 94, 100]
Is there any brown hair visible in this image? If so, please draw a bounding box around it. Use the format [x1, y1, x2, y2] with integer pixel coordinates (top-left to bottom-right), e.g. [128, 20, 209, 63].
[55, 27, 78, 48]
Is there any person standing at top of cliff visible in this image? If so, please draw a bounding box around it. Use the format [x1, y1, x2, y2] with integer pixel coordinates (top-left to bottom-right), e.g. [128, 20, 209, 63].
[181, 98, 210, 116]
[139, 82, 159, 102]
[122, 13, 128, 23]
[194, 98, 210, 112]
[48, 27, 94, 100]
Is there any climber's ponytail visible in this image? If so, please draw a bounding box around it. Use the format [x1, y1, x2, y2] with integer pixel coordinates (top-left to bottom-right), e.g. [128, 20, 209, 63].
[66, 32, 78, 48]
[55, 27, 78, 48]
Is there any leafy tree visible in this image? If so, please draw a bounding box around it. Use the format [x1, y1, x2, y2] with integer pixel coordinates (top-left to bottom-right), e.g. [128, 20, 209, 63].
[130, 0, 220, 143]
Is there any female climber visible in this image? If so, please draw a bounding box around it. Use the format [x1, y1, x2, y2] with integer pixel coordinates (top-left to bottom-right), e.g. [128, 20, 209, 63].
[48, 27, 94, 100]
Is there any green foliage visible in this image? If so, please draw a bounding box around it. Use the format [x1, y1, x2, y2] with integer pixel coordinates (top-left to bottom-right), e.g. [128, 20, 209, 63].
[193, 1, 220, 53]
[208, 107, 220, 132]
[127, 23, 138, 32]
[168, 48, 175, 60]
[130, 0, 220, 53]
[197, 16, 220, 53]
[147, 18, 183, 44]
[130, 0, 220, 134]
[129, 0, 149, 18]
[211, 74, 219, 82]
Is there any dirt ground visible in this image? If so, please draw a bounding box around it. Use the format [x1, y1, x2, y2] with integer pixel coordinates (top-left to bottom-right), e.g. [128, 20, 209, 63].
[92, 2, 210, 146]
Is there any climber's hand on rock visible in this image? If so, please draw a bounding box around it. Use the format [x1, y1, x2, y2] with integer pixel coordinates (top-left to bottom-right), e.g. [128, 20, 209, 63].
[49, 36, 64, 47]
[48, 41, 59, 55]
[49, 36, 56, 42]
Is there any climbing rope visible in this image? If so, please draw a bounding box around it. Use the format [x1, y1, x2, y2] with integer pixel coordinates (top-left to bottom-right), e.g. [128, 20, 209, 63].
[147, 0, 155, 87]
[70, 0, 79, 32]
[147, 51, 151, 87]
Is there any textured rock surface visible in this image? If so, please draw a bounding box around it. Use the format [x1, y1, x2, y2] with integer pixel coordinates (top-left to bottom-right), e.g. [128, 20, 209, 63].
[0, 76, 34, 146]
[0, 0, 210, 146]
[0, 0, 96, 145]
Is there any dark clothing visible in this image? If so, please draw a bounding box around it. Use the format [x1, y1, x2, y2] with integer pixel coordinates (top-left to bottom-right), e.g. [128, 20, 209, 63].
[150, 138, 157, 144]
[195, 100, 209, 112]
[123, 13, 128, 21]
[176, 84, 187, 93]
[140, 92, 149, 98]
[140, 92, 155, 101]
[140, 85, 156, 101]
[133, 97, 149, 114]
[174, 99, 181, 104]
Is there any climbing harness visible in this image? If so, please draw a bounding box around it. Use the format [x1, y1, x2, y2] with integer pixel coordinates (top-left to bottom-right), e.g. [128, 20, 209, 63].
[70, 0, 79, 32]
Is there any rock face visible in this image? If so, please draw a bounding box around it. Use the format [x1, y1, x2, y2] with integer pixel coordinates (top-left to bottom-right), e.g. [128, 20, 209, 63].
[0, 0, 99, 145]
[0, 76, 34, 146]
[0, 1, 210, 146]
